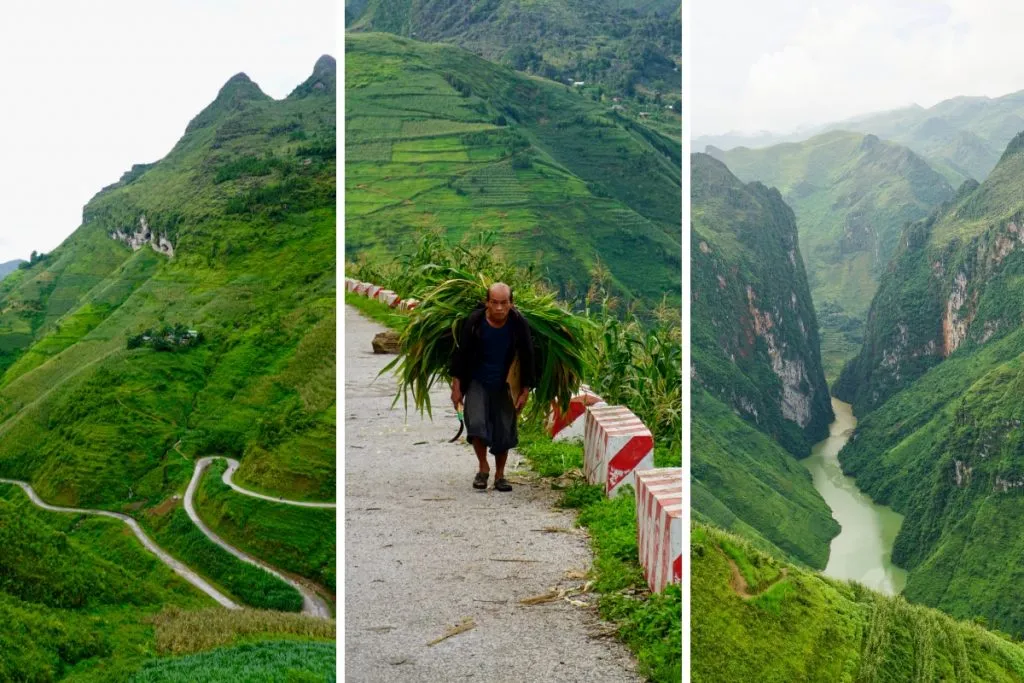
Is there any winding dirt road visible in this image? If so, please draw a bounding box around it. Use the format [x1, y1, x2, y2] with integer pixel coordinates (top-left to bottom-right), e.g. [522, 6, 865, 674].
[218, 457, 336, 508]
[1, 455, 335, 620]
[0, 476, 238, 609]
[186, 457, 333, 619]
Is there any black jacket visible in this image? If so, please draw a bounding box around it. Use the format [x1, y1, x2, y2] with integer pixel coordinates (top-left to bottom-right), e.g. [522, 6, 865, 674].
[450, 305, 537, 391]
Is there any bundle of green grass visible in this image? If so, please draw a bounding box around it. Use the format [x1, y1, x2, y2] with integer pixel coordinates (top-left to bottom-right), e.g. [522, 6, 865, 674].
[383, 268, 595, 420]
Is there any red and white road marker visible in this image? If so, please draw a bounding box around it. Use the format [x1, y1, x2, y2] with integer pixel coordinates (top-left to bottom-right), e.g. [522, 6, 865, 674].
[583, 405, 654, 497]
[635, 468, 682, 593]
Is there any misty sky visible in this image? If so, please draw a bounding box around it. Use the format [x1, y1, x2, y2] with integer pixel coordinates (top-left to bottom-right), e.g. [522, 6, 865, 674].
[0, 1, 335, 263]
[693, 0, 1024, 137]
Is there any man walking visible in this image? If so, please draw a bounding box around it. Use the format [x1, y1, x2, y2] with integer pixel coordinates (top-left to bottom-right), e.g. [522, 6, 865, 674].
[449, 283, 535, 491]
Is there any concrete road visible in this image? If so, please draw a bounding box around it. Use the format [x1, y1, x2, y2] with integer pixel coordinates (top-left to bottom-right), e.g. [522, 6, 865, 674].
[187, 457, 334, 619]
[220, 457, 336, 508]
[344, 305, 639, 682]
[0, 476, 238, 609]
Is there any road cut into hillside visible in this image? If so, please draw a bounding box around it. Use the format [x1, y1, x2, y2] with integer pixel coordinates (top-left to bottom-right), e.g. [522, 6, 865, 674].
[218, 457, 336, 508]
[344, 305, 639, 682]
[0, 476, 238, 609]
[187, 457, 333, 619]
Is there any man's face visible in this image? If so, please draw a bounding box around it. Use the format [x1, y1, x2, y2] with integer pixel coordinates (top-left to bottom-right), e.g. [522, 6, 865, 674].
[486, 288, 511, 323]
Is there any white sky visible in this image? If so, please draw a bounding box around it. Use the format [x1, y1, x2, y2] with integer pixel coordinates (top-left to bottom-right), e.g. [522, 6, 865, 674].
[0, 1, 335, 263]
[693, 0, 1024, 137]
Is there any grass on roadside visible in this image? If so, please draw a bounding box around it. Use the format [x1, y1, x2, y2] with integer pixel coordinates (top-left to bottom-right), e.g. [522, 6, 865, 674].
[344, 291, 408, 331]
[516, 427, 682, 683]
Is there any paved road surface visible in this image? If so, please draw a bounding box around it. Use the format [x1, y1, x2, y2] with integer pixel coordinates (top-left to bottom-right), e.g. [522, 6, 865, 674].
[345, 305, 639, 682]
[187, 457, 334, 619]
[0, 476, 238, 609]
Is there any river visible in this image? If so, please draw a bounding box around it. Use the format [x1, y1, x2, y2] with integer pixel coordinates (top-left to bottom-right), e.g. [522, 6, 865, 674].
[803, 398, 907, 595]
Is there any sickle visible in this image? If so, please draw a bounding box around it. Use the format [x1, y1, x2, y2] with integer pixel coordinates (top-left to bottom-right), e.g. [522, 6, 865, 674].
[449, 402, 464, 443]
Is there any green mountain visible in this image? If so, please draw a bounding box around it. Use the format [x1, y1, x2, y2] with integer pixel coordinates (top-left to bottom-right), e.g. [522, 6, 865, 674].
[347, 0, 681, 103]
[834, 132, 1024, 635]
[691, 153, 837, 568]
[692, 523, 1024, 682]
[712, 131, 956, 380]
[0, 57, 336, 678]
[345, 32, 681, 308]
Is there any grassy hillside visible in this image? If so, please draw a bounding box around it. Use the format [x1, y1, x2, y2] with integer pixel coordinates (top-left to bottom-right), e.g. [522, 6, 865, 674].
[714, 131, 955, 381]
[692, 523, 1024, 682]
[0, 56, 336, 679]
[0, 483, 207, 681]
[348, 0, 680, 102]
[345, 32, 681, 309]
[129, 641, 335, 682]
[691, 153, 837, 569]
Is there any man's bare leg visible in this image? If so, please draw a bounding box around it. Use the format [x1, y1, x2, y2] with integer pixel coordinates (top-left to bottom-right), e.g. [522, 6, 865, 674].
[494, 450, 508, 480]
[472, 438, 489, 474]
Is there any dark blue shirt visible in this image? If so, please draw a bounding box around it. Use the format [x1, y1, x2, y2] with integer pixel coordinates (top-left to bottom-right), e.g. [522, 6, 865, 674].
[473, 317, 512, 390]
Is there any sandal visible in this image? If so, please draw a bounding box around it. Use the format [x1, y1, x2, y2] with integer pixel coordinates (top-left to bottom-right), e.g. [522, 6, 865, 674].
[473, 472, 489, 490]
[494, 477, 512, 492]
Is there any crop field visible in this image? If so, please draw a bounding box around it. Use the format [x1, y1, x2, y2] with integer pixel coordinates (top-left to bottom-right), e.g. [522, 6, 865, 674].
[345, 32, 681, 309]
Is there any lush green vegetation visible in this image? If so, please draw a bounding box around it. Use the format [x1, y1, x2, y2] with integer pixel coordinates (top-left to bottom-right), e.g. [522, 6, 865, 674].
[516, 427, 681, 682]
[691, 390, 837, 569]
[145, 506, 303, 612]
[129, 641, 336, 682]
[0, 55, 336, 677]
[346, 230, 681, 456]
[834, 131, 1024, 637]
[692, 523, 1024, 682]
[345, 32, 681, 310]
[196, 459, 335, 591]
[0, 483, 206, 681]
[715, 131, 955, 381]
[348, 0, 681, 106]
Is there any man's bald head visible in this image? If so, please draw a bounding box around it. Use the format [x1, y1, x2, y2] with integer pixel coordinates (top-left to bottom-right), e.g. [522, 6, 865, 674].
[485, 282, 513, 325]
[487, 282, 512, 303]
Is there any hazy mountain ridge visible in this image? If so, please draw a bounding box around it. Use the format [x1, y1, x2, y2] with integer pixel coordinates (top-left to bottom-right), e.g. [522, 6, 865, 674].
[695, 87, 1024, 183]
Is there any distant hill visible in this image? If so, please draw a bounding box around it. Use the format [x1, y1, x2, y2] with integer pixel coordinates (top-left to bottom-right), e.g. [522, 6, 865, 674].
[347, 0, 681, 102]
[0, 260, 24, 280]
[692, 153, 837, 568]
[834, 130, 1024, 636]
[714, 131, 956, 380]
[345, 32, 681, 308]
[696, 87, 1024, 182]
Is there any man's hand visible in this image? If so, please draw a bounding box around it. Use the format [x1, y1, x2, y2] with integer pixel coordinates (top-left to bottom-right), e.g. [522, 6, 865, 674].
[515, 388, 530, 413]
[451, 381, 462, 410]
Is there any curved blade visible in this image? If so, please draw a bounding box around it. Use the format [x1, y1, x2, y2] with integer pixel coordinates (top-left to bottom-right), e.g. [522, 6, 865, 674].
[449, 406, 464, 443]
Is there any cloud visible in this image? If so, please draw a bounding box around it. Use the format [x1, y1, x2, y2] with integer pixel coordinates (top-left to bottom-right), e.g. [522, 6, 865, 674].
[694, 0, 1024, 136]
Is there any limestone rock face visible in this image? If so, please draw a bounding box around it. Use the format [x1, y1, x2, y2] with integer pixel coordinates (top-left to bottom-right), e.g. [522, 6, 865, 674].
[372, 331, 400, 354]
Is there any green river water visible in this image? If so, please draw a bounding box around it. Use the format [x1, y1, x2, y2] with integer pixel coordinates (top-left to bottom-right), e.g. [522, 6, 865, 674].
[803, 398, 908, 595]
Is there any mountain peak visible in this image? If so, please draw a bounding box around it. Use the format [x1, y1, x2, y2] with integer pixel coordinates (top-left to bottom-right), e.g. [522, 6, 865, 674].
[185, 71, 270, 133]
[288, 54, 336, 99]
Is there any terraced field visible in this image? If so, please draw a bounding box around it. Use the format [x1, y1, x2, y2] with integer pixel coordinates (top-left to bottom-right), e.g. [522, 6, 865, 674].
[346, 32, 681, 308]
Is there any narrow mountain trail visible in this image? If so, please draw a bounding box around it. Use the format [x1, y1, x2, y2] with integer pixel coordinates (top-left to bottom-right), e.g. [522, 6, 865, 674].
[186, 457, 333, 619]
[0, 476, 238, 609]
[345, 306, 639, 682]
